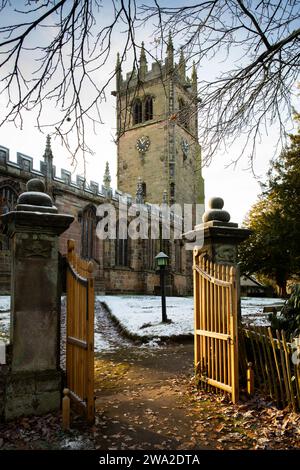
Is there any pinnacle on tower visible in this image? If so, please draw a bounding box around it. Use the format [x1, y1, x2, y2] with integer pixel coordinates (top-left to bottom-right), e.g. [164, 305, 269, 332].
[167, 31, 174, 52]
[178, 48, 186, 82]
[43, 135, 53, 161]
[139, 42, 147, 80]
[191, 61, 197, 92]
[116, 52, 121, 69]
[166, 31, 174, 72]
[42, 134, 54, 190]
[103, 161, 111, 190]
[116, 52, 122, 90]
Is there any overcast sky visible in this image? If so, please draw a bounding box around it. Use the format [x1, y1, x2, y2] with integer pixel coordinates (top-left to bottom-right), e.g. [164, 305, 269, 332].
[0, 1, 298, 224]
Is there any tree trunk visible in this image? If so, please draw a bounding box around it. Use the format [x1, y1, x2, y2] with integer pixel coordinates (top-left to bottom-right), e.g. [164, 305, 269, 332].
[278, 281, 287, 298]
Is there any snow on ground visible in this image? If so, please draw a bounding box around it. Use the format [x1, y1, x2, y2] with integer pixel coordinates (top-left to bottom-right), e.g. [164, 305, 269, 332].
[98, 295, 285, 339]
[240, 297, 285, 326]
[0, 296, 10, 342]
[94, 333, 113, 352]
[0, 296, 10, 312]
[0, 295, 285, 344]
[99, 295, 194, 340]
[241, 297, 284, 316]
[60, 436, 94, 450]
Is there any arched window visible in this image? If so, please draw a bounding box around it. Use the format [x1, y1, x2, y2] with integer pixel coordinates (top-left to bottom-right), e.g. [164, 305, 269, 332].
[0, 185, 18, 250]
[162, 239, 170, 259]
[132, 98, 142, 125]
[175, 241, 182, 273]
[115, 222, 130, 267]
[0, 185, 17, 215]
[146, 238, 159, 270]
[170, 182, 175, 202]
[144, 96, 153, 121]
[81, 205, 96, 259]
[178, 98, 189, 130]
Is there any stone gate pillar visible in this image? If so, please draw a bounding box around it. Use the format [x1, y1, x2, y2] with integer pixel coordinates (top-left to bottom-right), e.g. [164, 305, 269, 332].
[188, 197, 251, 314]
[197, 198, 250, 263]
[0, 178, 74, 420]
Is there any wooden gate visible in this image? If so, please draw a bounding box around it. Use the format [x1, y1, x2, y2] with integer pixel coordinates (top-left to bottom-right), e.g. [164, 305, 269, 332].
[66, 239, 95, 422]
[193, 250, 239, 403]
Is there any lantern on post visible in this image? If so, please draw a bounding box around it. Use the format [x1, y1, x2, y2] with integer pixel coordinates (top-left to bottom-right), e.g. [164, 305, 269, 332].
[155, 251, 169, 323]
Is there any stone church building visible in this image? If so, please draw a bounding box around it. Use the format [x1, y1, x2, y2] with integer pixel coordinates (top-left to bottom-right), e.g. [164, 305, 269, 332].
[0, 38, 204, 296]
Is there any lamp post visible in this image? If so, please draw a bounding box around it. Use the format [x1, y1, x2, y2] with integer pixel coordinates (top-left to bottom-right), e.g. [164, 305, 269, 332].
[155, 251, 169, 323]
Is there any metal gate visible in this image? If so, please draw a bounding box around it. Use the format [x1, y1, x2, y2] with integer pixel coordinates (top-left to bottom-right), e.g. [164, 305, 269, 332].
[193, 250, 239, 403]
[66, 239, 95, 422]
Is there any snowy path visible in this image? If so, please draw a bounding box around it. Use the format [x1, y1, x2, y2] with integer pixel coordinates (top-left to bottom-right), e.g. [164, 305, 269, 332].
[94, 300, 137, 353]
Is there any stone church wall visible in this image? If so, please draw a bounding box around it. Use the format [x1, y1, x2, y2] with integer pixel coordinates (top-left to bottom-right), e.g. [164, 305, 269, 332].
[0, 143, 193, 296]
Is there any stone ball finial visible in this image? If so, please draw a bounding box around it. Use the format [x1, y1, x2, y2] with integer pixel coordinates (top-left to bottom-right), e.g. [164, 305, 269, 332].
[209, 197, 224, 210]
[26, 178, 45, 193]
[202, 197, 231, 223]
[17, 178, 57, 212]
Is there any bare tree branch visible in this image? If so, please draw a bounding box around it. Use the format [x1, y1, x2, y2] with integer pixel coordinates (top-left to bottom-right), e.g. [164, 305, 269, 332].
[141, 0, 300, 162]
[0, 0, 141, 164]
[0, 0, 299, 165]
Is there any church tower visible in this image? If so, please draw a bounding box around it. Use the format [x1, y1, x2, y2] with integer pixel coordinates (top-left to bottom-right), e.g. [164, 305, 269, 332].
[114, 38, 204, 207]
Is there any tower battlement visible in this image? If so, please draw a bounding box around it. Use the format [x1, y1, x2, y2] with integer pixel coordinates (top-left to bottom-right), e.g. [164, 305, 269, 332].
[119, 59, 194, 93]
[115, 39, 197, 97]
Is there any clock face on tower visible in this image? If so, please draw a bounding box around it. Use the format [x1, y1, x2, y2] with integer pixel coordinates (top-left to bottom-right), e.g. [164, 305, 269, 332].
[136, 136, 150, 153]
